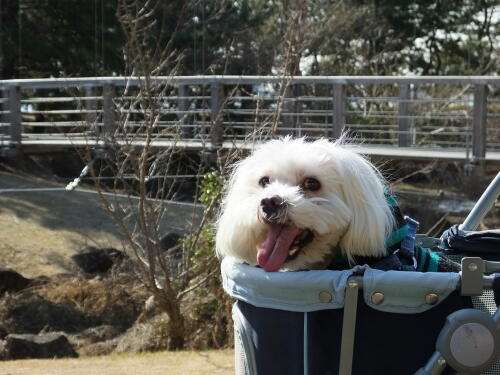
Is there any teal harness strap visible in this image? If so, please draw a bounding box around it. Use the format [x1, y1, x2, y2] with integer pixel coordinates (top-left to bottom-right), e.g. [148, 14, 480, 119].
[328, 192, 457, 272]
[370, 216, 418, 271]
[416, 248, 440, 272]
[386, 225, 408, 248]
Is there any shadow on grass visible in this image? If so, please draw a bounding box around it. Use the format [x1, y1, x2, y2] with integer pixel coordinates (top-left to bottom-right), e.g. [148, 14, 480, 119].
[0, 172, 202, 238]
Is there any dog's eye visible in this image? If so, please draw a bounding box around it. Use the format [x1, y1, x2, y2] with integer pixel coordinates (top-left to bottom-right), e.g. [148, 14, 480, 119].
[258, 176, 270, 187]
[302, 177, 321, 191]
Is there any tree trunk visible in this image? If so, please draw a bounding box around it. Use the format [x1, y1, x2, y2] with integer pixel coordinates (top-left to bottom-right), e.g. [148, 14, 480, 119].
[167, 304, 186, 350]
[156, 293, 186, 350]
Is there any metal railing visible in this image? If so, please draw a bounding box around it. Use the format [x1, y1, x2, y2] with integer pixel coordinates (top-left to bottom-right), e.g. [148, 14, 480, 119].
[1, 76, 499, 160]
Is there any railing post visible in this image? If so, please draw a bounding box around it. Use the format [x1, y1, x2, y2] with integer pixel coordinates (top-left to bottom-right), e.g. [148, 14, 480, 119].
[332, 83, 345, 139]
[294, 84, 303, 136]
[177, 84, 192, 139]
[0, 88, 6, 138]
[210, 82, 223, 148]
[84, 85, 97, 132]
[472, 84, 487, 160]
[398, 84, 411, 147]
[8, 85, 21, 146]
[282, 84, 295, 136]
[102, 84, 116, 136]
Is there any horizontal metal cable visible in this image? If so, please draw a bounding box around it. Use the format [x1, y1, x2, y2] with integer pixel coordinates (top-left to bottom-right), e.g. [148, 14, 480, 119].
[2, 75, 500, 89]
[21, 96, 102, 103]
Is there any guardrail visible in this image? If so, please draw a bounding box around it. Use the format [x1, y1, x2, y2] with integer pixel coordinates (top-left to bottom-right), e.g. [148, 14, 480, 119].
[0, 76, 499, 160]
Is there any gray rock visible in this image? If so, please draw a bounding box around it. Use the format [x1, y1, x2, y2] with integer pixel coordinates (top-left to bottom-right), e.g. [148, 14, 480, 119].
[160, 232, 182, 252]
[73, 325, 121, 344]
[0, 292, 100, 334]
[0, 268, 32, 295]
[72, 247, 126, 274]
[5, 333, 78, 359]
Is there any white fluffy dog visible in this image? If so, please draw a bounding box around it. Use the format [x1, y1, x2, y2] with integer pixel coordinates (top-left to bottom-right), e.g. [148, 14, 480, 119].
[216, 137, 395, 271]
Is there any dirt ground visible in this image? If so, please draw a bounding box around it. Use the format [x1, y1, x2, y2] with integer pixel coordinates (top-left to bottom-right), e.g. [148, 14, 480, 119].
[0, 170, 230, 373]
[0, 170, 201, 278]
[0, 350, 234, 375]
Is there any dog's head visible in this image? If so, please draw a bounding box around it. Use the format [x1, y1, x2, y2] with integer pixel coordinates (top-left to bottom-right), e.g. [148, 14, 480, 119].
[216, 137, 395, 271]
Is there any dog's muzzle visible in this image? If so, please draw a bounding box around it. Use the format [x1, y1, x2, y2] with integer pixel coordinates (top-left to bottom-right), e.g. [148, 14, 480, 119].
[260, 196, 287, 223]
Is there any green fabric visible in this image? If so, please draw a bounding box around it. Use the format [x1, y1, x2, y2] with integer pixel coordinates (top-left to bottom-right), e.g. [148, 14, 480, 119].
[428, 249, 440, 272]
[386, 224, 408, 247]
[386, 194, 399, 207]
[416, 248, 440, 272]
[416, 248, 425, 271]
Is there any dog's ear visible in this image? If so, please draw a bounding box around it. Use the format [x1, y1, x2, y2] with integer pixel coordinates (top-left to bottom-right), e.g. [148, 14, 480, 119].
[215, 158, 262, 263]
[334, 147, 395, 262]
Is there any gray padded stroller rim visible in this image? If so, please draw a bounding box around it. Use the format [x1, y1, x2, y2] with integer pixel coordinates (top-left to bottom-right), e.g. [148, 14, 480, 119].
[221, 257, 460, 314]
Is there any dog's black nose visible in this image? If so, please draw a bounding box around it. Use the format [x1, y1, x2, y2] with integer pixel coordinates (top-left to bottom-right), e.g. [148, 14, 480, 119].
[260, 196, 286, 221]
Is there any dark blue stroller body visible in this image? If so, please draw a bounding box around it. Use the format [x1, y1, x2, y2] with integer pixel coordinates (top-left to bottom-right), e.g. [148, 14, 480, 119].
[222, 173, 500, 375]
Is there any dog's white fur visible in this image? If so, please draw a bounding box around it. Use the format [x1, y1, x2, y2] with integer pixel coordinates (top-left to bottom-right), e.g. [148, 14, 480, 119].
[216, 137, 395, 271]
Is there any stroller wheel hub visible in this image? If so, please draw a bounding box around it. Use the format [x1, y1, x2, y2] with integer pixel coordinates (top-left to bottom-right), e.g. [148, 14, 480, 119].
[437, 309, 499, 373]
[450, 322, 494, 367]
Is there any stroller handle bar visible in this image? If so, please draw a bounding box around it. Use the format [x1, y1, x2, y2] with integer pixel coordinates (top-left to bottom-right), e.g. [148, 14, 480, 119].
[461, 172, 500, 231]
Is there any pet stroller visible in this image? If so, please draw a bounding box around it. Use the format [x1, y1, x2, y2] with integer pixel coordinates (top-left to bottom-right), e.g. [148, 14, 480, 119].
[221, 172, 500, 375]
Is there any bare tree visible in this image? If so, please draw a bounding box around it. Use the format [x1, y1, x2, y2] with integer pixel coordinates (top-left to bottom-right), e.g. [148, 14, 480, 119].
[76, 0, 204, 350]
[74, 0, 331, 351]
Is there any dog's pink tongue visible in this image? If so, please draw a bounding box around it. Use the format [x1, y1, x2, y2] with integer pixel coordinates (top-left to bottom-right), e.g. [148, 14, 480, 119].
[257, 223, 302, 272]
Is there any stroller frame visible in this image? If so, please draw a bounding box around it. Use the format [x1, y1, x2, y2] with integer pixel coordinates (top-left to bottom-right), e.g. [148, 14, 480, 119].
[418, 172, 500, 374]
[222, 172, 500, 375]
